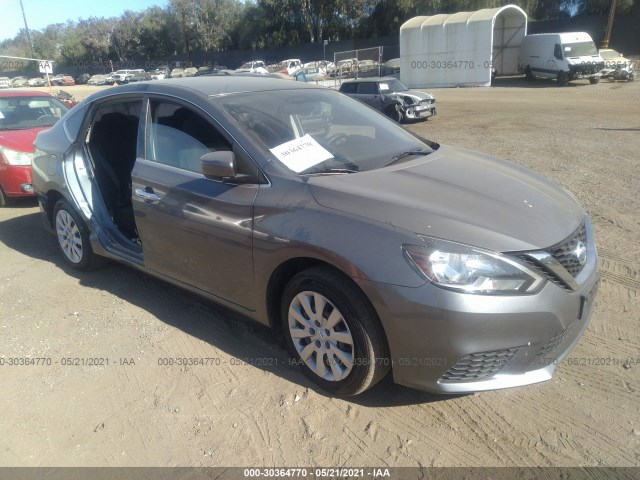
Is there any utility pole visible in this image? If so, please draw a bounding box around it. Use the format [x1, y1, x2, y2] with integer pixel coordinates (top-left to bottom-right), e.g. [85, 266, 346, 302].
[19, 0, 34, 55]
[602, 0, 618, 48]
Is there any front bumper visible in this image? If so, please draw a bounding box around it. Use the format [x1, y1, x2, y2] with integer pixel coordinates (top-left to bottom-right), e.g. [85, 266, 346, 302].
[359, 220, 600, 394]
[0, 165, 35, 197]
[404, 103, 436, 120]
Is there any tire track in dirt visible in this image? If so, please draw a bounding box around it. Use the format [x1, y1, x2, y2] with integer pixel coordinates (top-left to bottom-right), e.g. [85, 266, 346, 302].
[502, 392, 637, 464]
[367, 403, 485, 465]
[444, 397, 531, 465]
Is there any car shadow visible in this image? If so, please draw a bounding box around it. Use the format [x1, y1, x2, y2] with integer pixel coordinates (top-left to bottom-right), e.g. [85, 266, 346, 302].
[491, 76, 595, 88]
[0, 210, 463, 407]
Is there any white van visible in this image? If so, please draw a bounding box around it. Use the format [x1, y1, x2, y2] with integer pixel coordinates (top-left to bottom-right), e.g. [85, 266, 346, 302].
[518, 32, 604, 86]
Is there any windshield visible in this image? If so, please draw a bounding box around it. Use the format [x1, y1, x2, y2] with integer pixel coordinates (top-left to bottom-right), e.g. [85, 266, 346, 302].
[0, 96, 69, 130]
[217, 88, 435, 174]
[379, 79, 409, 93]
[564, 41, 598, 57]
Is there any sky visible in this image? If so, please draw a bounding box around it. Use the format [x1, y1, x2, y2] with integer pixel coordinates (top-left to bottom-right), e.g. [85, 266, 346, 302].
[1, 0, 168, 41]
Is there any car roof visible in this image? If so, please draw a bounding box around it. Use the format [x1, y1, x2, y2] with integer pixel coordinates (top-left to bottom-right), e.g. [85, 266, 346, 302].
[0, 90, 53, 98]
[341, 77, 397, 84]
[92, 76, 318, 99]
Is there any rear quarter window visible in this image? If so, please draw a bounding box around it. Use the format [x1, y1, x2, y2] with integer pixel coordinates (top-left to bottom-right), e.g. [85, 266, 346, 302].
[63, 103, 89, 141]
[339, 83, 357, 94]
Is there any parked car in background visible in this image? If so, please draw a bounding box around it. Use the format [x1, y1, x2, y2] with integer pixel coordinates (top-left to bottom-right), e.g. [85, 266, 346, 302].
[291, 66, 325, 82]
[1, 77, 13, 88]
[339, 77, 436, 123]
[183, 67, 198, 77]
[32, 77, 599, 396]
[49, 74, 70, 86]
[113, 69, 144, 84]
[519, 32, 604, 86]
[0, 90, 68, 206]
[195, 66, 230, 76]
[58, 76, 76, 87]
[88, 74, 110, 86]
[237, 61, 268, 74]
[11, 77, 28, 87]
[150, 67, 170, 80]
[599, 48, 635, 81]
[356, 60, 379, 77]
[381, 58, 400, 76]
[75, 73, 90, 85]
[28, 77, 46, 87]
[128, 71, 153, 83]
[170, 68, 185, 78]
[278, 59, 302, 75]
[304, 61, 333, 76]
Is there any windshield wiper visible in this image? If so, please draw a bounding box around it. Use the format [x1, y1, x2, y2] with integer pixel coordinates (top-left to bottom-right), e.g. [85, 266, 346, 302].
[302, 167, 359, 176]
[387, 148, 431, 166]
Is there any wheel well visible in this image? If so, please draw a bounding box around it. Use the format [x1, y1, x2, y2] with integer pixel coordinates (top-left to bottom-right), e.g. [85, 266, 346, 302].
[266, 258, 390, 356]
[45, 190, 65, 227]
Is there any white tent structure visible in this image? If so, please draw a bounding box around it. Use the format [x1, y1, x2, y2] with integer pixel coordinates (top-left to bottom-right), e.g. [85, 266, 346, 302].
[400, 5, 527, 88]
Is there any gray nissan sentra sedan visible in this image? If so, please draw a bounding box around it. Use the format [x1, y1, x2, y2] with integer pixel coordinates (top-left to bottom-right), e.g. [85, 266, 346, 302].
[32, 77, 599, 396]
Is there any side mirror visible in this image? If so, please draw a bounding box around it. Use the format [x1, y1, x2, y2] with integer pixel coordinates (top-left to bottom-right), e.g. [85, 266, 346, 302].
[201, 150, 235, 180]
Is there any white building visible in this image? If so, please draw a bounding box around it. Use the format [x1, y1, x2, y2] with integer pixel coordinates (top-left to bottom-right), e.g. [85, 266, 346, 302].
[400, 5, 528, 87]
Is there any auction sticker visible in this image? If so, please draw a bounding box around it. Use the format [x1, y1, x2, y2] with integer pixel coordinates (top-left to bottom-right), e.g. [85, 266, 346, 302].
[269, 134, 333, 173]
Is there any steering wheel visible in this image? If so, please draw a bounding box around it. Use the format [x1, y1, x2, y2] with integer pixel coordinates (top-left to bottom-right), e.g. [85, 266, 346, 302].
[36, 115, 58, 125]
[327, 133, 349, 149]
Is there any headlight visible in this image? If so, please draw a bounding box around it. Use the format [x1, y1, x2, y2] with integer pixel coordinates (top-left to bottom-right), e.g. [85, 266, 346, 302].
[402, 238, 545, 295]
[0, 146, 34, 166]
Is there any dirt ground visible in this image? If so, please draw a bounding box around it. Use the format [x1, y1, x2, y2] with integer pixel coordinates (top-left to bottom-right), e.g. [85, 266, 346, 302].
[0, 77, 639, 469]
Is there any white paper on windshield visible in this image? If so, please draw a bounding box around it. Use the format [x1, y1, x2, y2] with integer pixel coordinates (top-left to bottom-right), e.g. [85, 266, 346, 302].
[0, 110, 4, 119]
[379, 83, 389, 91]
[269, 134, 333, 173]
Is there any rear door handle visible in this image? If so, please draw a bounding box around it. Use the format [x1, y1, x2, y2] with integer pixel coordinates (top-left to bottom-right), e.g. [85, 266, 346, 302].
[135, 188, 161, 204]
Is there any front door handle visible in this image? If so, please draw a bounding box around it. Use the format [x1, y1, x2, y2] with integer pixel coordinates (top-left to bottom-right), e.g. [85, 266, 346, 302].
[135, 188, 161, 204]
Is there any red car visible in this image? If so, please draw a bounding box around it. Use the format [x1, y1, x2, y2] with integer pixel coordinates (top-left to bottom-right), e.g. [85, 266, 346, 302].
[0, 91, 69, 206]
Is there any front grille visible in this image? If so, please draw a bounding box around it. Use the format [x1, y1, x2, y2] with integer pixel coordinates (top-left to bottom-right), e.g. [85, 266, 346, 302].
[549, 222, 587, 277]
[515, 222, 587, 291]
[421, 99, 435, 105]
[440, 348, 518, 382]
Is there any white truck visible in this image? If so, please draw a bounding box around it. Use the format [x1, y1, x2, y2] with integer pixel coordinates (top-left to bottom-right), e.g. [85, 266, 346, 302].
[518, 32, 604, 86]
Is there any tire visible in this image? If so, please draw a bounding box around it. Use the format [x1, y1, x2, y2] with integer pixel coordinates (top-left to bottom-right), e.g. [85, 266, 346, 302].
[281, 267, 390, 396]
[525, 67, 535, 81]
[385, 104, 403, 123]
[589, 76, 600, 84]
[0, 187, 7, 207]
[557, 71, 569, 86]
[53, 199, 104, 271]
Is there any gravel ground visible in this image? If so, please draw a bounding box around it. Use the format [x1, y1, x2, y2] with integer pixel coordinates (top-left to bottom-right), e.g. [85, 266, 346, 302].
[0, 77, 638, 469]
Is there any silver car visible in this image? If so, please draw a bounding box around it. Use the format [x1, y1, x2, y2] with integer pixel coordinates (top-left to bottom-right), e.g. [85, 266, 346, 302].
[32, 77, 599, 396]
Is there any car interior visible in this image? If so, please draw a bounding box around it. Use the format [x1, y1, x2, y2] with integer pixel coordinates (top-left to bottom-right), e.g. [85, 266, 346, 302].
[87, 102, 141, 241]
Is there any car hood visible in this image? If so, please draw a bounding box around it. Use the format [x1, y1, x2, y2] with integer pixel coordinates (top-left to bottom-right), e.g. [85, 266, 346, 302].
[0, 127, 46, 152]
[307, 145, 584, 252]
[390, 90, 434, 103]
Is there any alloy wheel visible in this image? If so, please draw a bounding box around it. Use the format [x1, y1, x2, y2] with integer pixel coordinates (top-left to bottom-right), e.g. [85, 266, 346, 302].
[288, 291, 354, 382]
[56, 209, 83, 264]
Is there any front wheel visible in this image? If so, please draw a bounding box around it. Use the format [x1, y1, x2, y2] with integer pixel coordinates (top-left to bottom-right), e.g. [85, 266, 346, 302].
[54, 200, 104, 271]
[525, 67, 535, 81]
[589, 76, 600, 84]
[282, 267, 390, 396]
[0, 187, 9, 207]
[385, 104, 403, 123]
[557, 71, 569, 86]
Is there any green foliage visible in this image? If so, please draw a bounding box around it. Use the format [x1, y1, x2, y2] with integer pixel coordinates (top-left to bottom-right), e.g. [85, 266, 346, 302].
[1, 0, 636, 66]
